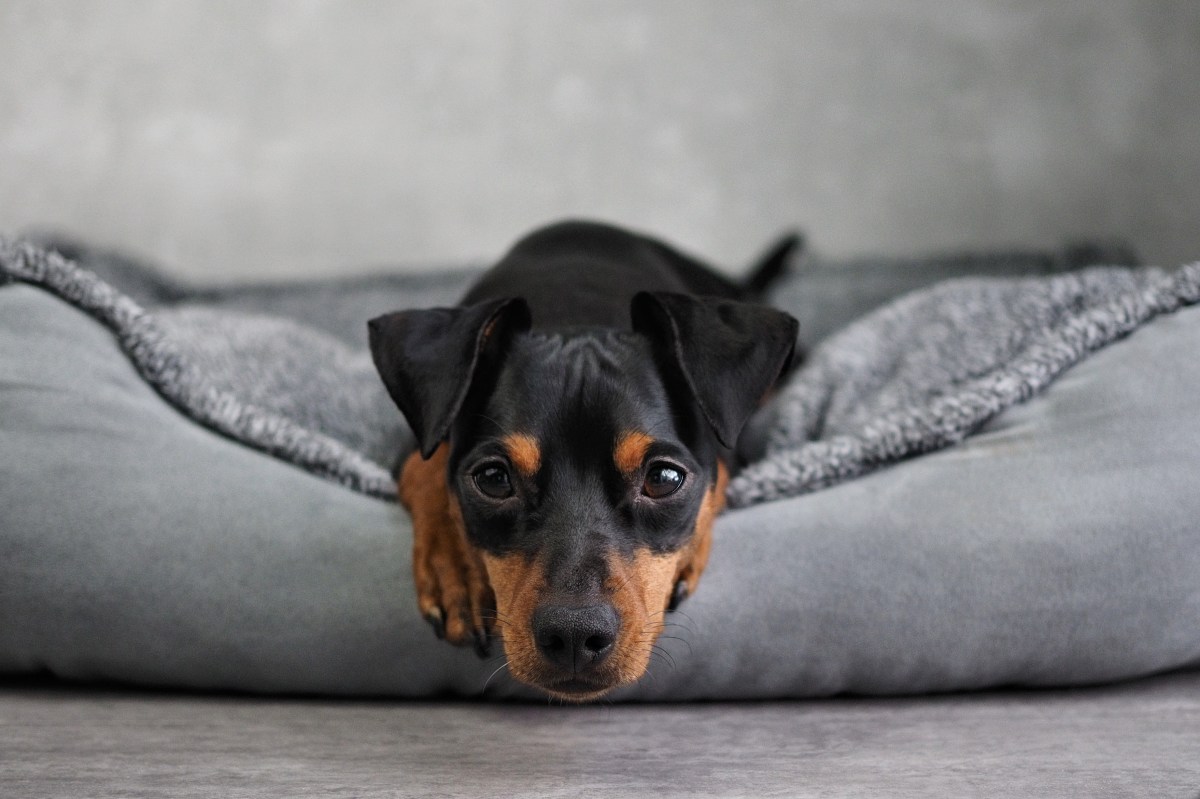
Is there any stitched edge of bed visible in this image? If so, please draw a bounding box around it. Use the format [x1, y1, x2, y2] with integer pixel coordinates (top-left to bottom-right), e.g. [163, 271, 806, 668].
[0, 239, 399, 500]
[726, 261, 1200, 506]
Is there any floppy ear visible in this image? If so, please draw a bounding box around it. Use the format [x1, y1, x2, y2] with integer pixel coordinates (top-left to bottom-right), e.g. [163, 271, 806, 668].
[368, 297, 531, 458]
[631, 292, 798, 449]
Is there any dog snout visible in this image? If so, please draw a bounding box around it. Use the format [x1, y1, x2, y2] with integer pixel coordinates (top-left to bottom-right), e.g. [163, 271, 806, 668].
[531, 603, 620, 672]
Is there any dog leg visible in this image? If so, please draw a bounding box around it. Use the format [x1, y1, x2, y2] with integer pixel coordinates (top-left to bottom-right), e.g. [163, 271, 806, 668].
[668, 461, 728, 611]
[398, 445, 495, 657]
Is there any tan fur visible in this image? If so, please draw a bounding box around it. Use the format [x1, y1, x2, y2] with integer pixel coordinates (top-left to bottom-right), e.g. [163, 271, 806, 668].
[399, 445, 494, 645]
[502, 433, 541, 477]
[597, 461, 731, 694]
[480, 552, 545, 686]
[604, 548, 683, 688]
[613, 430, 654, 475]
[493, 545, 682, 702]
[401, 442, 728, 699]
[675, 460, 728, 595]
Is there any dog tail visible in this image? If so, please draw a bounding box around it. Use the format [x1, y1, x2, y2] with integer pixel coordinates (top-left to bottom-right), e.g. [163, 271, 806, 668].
[743, 232, 804, 296]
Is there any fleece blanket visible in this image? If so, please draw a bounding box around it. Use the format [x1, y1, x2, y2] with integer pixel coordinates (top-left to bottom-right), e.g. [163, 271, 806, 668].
[1, 238, 1197, 508]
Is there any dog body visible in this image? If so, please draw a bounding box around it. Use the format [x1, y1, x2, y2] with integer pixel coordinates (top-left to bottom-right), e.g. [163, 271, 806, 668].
[369, 220, 798, 700]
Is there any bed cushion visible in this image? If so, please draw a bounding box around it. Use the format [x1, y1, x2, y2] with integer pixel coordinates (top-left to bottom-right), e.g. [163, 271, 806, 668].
[2, 282, 1199, 699]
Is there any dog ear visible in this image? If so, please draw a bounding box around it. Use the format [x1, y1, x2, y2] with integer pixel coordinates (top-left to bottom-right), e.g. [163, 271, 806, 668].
[631, 292, 798, 449]
[369, 297, 531, 458]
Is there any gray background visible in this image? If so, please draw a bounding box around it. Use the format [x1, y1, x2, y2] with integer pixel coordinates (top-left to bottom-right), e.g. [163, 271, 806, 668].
[2, 0, 1198, 283]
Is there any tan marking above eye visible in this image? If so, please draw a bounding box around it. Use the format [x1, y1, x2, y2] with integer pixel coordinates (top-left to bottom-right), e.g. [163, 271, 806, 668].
[614, 431, 654, 475]
[502, 433, 541, 477]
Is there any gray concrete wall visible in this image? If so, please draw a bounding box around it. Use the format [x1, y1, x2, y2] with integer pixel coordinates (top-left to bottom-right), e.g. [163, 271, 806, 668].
[2, 1, 1198, 282]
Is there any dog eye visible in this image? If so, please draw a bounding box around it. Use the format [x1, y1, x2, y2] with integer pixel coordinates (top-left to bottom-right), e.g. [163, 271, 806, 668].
[643, 462, 684, 498]
[473, 464, 513, 499]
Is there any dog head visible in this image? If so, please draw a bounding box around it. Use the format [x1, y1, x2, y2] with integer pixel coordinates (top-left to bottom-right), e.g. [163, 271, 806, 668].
[369, 292, 796, 700]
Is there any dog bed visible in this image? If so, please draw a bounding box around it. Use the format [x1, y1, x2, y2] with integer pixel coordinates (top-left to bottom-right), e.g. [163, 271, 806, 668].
[2, 237, 1199, 700]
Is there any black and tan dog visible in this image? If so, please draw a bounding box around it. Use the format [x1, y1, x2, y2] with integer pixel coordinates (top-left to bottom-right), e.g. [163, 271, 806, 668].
[369, 220, 799, 701]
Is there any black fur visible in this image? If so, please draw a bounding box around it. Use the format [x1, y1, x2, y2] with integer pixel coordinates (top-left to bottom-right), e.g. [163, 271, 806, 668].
[368, 297, 530, 457]
[369, 218, 798, 616]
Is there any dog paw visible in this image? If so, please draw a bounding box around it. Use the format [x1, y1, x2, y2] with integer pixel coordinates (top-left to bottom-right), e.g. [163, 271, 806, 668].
[400, 446, 496, 659]
[665, 461, 728, 611]
[413, 530, 495, 658]
[667, 559, 704, 611]
[667, 578, 689, 611]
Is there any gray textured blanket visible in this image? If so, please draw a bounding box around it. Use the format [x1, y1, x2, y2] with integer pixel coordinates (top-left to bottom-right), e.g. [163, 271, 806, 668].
[2, 238, 1197, 507]
[733, 264, 1200, 506]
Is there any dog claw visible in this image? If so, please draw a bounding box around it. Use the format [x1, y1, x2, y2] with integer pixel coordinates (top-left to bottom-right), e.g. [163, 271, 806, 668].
[667, 579, 689, 611]
[473, 629, 491, 659]
[425, 608, 446, 640]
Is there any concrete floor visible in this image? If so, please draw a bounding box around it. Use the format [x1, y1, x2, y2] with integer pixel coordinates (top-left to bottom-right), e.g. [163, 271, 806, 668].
[2, 671, 1198, 798]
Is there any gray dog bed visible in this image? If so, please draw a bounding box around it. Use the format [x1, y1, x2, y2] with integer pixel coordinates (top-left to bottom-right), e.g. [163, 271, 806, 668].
[2, 236, 1199, 700]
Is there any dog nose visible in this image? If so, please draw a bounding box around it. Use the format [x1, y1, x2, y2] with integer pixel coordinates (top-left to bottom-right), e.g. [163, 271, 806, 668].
[532, 604, 620, 671]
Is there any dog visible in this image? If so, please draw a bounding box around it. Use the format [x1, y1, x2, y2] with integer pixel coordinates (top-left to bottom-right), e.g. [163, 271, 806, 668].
[369, 220, 799, 701]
